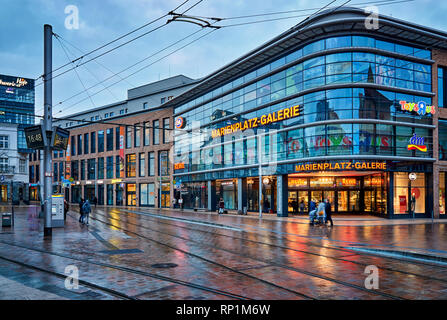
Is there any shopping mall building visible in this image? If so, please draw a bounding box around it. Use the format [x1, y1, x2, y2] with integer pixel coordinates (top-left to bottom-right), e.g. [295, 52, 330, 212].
[167, 7, 447, 218]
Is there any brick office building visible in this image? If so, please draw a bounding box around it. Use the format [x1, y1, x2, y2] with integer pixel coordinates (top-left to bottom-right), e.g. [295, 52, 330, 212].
[29, 75, 197, 208]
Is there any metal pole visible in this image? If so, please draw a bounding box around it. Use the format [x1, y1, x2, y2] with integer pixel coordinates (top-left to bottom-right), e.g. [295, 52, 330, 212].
[43, 24, 53, 237]
[258, 134, 262, 218]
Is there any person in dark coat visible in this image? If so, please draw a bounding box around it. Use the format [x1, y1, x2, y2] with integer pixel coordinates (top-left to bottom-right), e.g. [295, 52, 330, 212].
[79, 198, 85, 223]
[93, 196, 97, 208]
[64, 199, 69, 221]
[325, 198, 334, 227]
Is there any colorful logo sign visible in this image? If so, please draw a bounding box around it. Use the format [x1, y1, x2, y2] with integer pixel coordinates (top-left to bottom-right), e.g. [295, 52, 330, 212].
[399, 100, 436, 116]
[407, 133, 427, 152]
[175, 117, 186, 129]
[174, 162, 185, 170]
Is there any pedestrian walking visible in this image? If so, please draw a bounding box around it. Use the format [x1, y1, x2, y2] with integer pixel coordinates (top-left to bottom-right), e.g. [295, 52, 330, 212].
[79, 198, 85, 223]
[324, 198, 334, 227]
[64, 199, 69, 221]
[309, 199, 317, 225]
[410, 193, 416, 218]
[299, 200, 305, 215]
[82, 199, 91, 225]
[93, 196, 97, 208]
[179, 197, 183, 211]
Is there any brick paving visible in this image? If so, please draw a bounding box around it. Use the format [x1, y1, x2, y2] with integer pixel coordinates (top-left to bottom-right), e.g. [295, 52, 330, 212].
[0, 205, 447, 300]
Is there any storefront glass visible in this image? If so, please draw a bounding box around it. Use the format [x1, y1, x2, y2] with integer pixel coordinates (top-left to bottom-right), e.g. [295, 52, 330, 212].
[217, 179, 237, 210]
[393, 172, 426, 214]
[107, 184, 113, 205]
[176, 182, 207, 209]
[247, 178, 259, 211]
[116, 184, 124, 206]
[140, 183, 155, 206]
[440, 172, 446, 215]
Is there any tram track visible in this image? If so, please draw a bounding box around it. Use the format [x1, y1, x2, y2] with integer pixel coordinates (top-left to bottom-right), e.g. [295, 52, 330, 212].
[88, 210, 407, 300]
[121, 208, 447, 279]
[0, 238, 251, 300]
[0, 252, 136, 300]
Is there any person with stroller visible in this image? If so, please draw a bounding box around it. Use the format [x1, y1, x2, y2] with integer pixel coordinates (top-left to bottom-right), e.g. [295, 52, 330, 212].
[218, 198, 225, 214]
[316, 200, 326, 225]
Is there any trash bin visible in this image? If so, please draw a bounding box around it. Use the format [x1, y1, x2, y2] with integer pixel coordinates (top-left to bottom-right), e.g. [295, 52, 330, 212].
[2, 213, 12, 227]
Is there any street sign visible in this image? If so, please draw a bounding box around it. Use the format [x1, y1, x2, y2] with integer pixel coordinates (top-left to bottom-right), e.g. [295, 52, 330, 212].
[409, 172, 417, 181]
[24, 124, 45, 149]
[51, 126, 69, 150]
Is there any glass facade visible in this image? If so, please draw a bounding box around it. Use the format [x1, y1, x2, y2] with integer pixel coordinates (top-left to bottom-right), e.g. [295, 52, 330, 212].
[173, 34, 435, 216]
[0, 75, 35, 151]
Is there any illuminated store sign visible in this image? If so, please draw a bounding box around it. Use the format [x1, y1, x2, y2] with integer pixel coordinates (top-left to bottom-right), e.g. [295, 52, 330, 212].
[175, 117, 186, 129]
[399, 100, 436, 116]
[288, 178, 307, 187]
[0, 77, 28, 88]
[211, 105, 300, 138]
[407, 133, 427, 152]
[295, 161, 387, 172]
[174, 162, 185, 170]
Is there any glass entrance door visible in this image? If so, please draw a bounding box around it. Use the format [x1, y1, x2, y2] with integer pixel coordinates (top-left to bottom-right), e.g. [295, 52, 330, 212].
[311, 191, 323, 203]
[337, 191, 348, 212]
[323, 191, 335, 204]
[126, 184, 136, 206]
[349, 190, 360, 212]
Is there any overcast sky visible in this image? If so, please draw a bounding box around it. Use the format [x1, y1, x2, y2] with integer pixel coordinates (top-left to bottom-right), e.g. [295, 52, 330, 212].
[0, 0, 446, 118]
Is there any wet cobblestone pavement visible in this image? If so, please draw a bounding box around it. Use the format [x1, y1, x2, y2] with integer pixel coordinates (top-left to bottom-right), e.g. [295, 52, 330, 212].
[1, 205, 447, 300]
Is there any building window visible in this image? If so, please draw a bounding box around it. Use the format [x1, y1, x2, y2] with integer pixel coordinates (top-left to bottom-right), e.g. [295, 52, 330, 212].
[97, 157, 104, 179]
[0, 158, 8, 172]
[84, 133, 89, 155]
[161, 97, 166, 104]
[441, 172, 446, 215]
[143, 102, 148, 109]
[106, 156, 113, 179]
[71, 136, 76, 156]
[90, 132, 96, 153]
[163, 118, 170, 143]
[59, 162, 64, 181]
[95, 115, 99, 120]
[120, 109, 125, 115]
[148, 152, 155, 176]
[144, 122, 150, 146]
[134, 124, 141, 148]
[159, 150, 169, 176]
[53, 163, 58, 182]
[98, 130, 104, 152]
[126, 126, 131, 148]
[19, 159, 26, 174]
[77, 135, 82, 155]
[110, 112, 114, 117]
[126, 154, 136, 177]
[71, 161, 79, 180]
[104, 113, 109, 118]
[91, 116, 94, 121]
[439, 67, 446, 108]
[88, 159, 96, 180]
[139, 153, 145, 177]
[115, 155, 121, 178]
[0, 136, 9, 149]
[80, 160, 85, 181]
[106, 128, 113, 151]
[440, 120, 447, 161]
[153, 120, 159, 145]
[116, 127, 121, 150]
[393, 172, 426, 214]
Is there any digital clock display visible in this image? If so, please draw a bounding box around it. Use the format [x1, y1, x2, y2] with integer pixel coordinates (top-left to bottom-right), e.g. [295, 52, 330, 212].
[24, 125, 45, 149]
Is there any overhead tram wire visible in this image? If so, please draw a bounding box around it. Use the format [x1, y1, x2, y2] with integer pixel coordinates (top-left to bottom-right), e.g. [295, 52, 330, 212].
[34, 0, 192, 83]
[55, 28, 219, 117]
[33, 0, 207, 87]
[55, 35, 97, 109]
[185, 0, 410, 21]
[48, 26, 211, 116]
